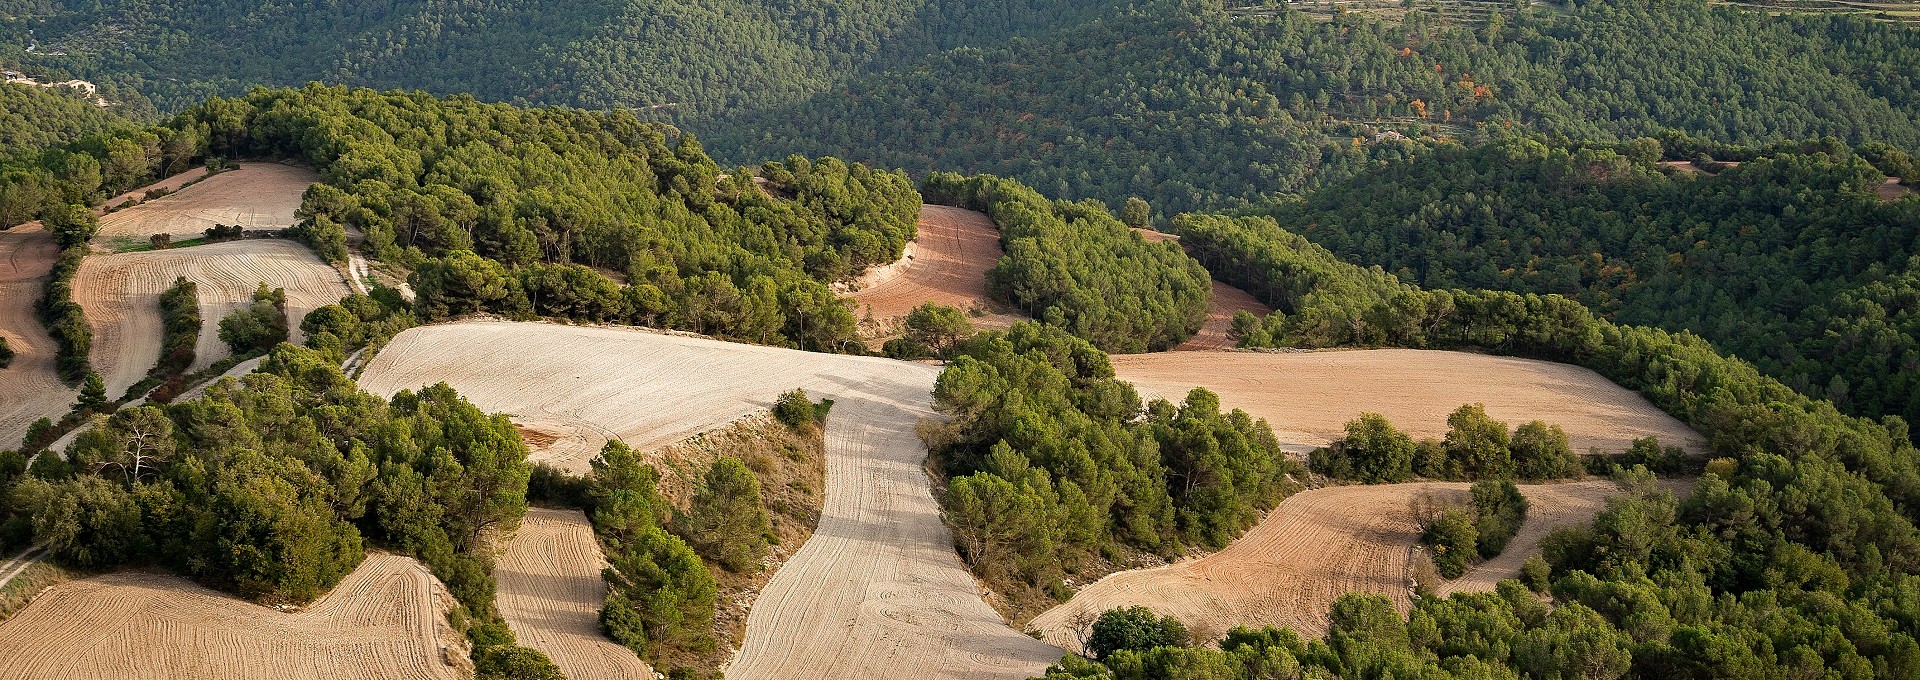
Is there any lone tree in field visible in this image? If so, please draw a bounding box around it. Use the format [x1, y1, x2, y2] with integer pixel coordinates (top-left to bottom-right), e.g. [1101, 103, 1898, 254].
[1087, 606, 1190, 660]
[904, 302, 973, 357]
[675, 456, 771, 572]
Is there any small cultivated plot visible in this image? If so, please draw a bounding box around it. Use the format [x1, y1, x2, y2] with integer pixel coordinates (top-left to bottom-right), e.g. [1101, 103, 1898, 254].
[94, 163, 317, 246]
[0, 221, 73, 446]
[1027, 478, 1630, 654]
[358, 321, 1061, 679]
[1110, 348, 1705, 456]
[1172, 280, 1269, 351]
[0, 552, 469, 680]
[495, 508, 654, 680]
[844, 204, 1025, 341]
[73, 239, 349, 399]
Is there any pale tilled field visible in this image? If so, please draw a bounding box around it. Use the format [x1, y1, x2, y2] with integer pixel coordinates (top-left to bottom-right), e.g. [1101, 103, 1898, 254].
[1111, 348, 1705, 455]
[0, 221, 73, 446]
[0, 552, 468, 680]
[74, 239, 349, 399]
[1028, 479, 1629, 653]
[357, 321, 1062, 679]
[495, 508, 652, 680]
[95, 164, 317, 243]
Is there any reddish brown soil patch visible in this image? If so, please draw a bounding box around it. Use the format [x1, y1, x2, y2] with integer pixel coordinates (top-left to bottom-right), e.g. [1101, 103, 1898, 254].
[845, 205, 1025, 339]
[1174, 281, 1271, 351]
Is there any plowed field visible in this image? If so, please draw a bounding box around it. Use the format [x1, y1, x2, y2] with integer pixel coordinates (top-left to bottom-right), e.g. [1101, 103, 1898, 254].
[74, 239, 349, 399]
[845, 205, 1024, 337]
[495, 508, 651, 679]
[0, 221, 72, 445]
[95, 164, 317, 243]
[1111, 349, 1704, 455]
[1029, 479, 1626, 652]
[0, 552, 467, 680]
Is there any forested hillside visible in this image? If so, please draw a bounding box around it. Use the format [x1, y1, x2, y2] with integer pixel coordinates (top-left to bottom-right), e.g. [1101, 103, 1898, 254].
[9, 1, 1918, 215]
[710, 0, 1920, 213]
[0, 0, 1114, 113]
[0, 83, 126, 163]
[1246, 136, 1920, 426]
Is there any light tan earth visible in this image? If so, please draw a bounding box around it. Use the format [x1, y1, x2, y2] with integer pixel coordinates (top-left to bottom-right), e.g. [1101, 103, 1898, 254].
[1029, 479, 1627, 652]
[845, 204, 1025, 337]
[1172, 281, 1270, 351]
[495, 508, 652, 680]
[1879, 177, 1913, 201]
[74, 239, 350, 399]
[95, 164, 316, 243]
[355, 321, 1064, 678]
[0, 552, 469, 680]
[1111, 349, 1705, 455]
[0, 220, 75, 446]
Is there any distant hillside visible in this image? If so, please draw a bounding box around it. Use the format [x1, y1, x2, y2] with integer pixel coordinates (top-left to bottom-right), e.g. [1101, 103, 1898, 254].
[0, 0, 1116, 113]
[705, 0, 1920, 214]
[0, 80, 128, 162]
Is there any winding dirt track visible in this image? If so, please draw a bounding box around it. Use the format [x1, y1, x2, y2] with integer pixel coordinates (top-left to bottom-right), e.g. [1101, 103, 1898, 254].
[95, 164, 317, 242]
[0, 552, 467, 680]
[74, 239, 349, 399]
[496, 508, 652, 680]
[1111, 349, 1705, 455]
[356, 321, 1063, 679]
[845, 205, 1025, 335]
[0, 221, 73, 447]
[1029, 479, 1625, 652]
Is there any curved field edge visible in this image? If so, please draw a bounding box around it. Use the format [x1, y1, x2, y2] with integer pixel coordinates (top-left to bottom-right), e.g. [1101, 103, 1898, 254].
[1111, 348, 1706, 456]
[356, 320, 1061, 679]
[0, 552, 469, 680]
[1028, 479, 1630, 654]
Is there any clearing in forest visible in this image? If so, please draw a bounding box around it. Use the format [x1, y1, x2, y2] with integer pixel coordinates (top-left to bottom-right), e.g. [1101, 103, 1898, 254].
[0, 552, 469, 680]
[1028, 479, 1628, 653]
[1171, 280, 1270, 351]
[495, 508, 653, 680]
[356, 321, 1062, 678]
[844, 204, 1025, 339]
[74, 239, 350, 399]
[0, 220, 74, 446]
[1111, 349, 1705, 455]
[95, 164, 317, 244]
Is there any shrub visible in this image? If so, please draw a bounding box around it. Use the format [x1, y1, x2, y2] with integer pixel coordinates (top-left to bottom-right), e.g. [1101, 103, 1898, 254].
[1521, 555, 1552, 593]
[773, 389, 824, 430]
[1470, 478, 1529, 558]
[475, 646, 564, 680]
[0, 335, 11, 368]
[1422, 508, 1478, 579]
[1087, 606, 1190, 660]
[219, 283, 288, 353]
[601, 526, 717, 658]
[903, 302, 973, 357]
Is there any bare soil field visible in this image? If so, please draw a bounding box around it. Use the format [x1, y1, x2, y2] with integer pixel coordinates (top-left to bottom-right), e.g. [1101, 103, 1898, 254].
[1880, 177, 1914, 201]
[1111, 349, 1704, 455]
[0, 552, 469, 680]
[1029, 479, 1627, 652]
[0, 220, 75, 446]
[1173, 281, 1270, 351]
[496, 508, 652, 680]
[74, 239, 350, 399]
[1133, 227, 1177, 243]
[845, 205, 1025, 339]
[356, 321, 1063, 678]
[95, 164, 316, 244]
